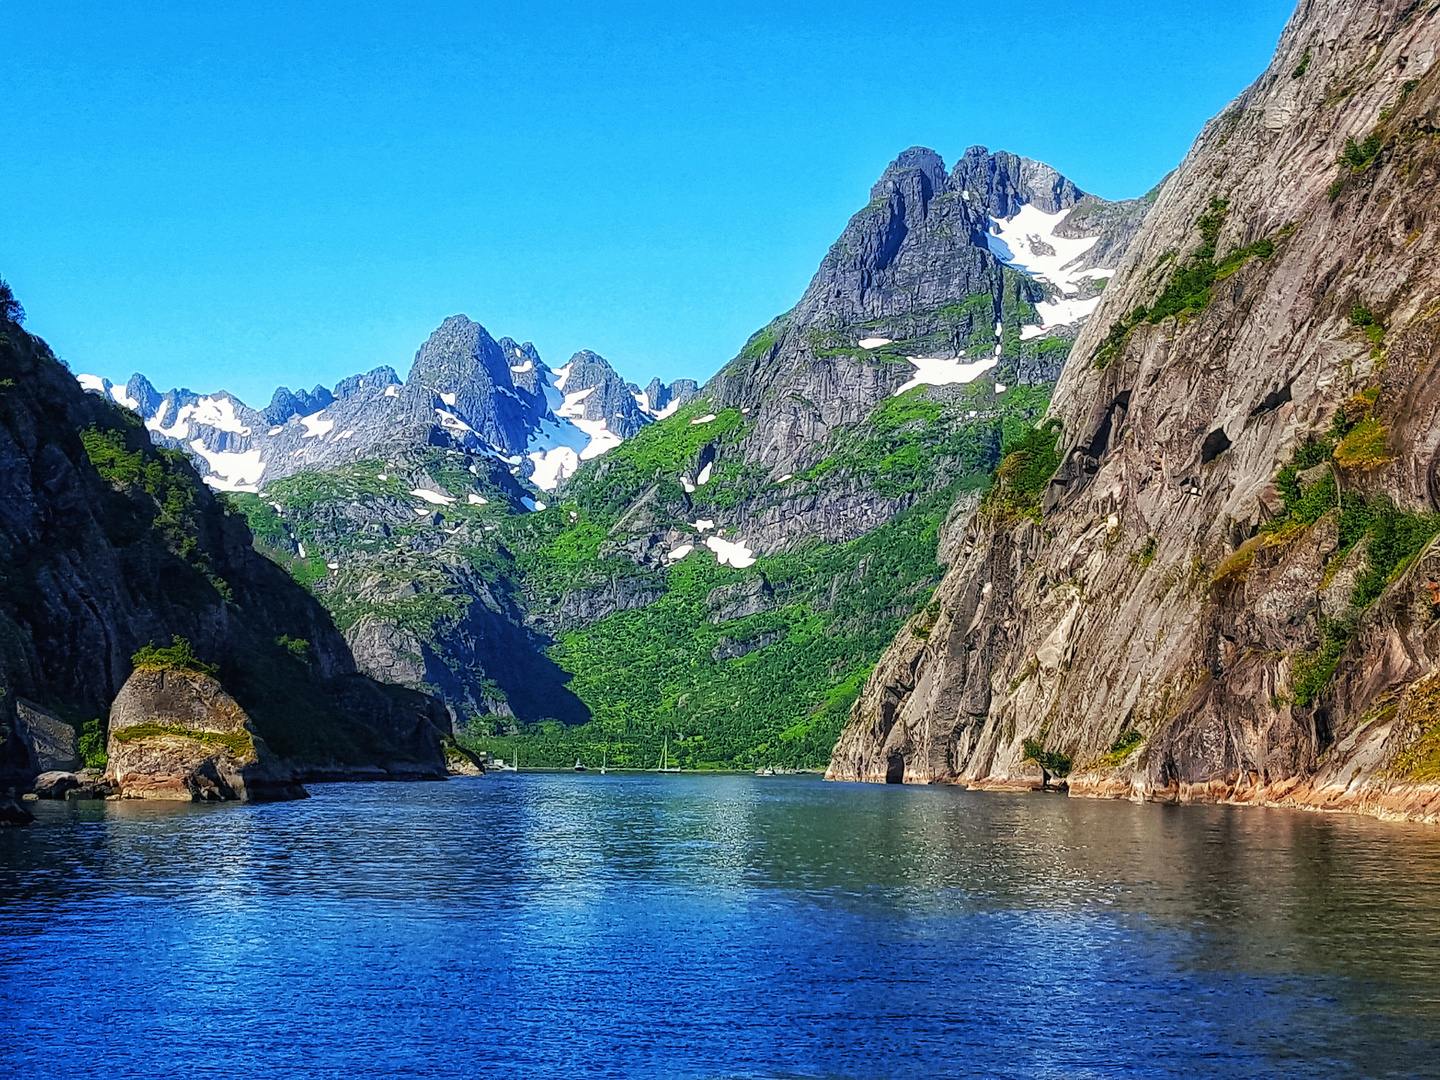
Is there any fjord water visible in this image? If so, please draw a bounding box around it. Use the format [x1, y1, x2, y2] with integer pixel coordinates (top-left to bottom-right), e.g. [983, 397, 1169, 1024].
[3, 776, 1440, 1079]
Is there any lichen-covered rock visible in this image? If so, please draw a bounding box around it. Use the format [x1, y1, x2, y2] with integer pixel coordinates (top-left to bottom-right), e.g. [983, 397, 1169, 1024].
[104, 668, 307, 802]
[828, 0, 1440, 824]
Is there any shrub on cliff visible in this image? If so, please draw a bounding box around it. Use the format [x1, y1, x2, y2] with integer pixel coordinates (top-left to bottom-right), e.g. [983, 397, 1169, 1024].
[1022, 737, 1072, 789]
[986, 419, 1063, 522]
[0, 277, 24, 325]
[78, 718, 108, 769]
[132, 636, 220, 678]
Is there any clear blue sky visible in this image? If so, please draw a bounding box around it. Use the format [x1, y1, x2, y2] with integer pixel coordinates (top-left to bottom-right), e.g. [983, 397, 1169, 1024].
[1, 0, 1296, 404]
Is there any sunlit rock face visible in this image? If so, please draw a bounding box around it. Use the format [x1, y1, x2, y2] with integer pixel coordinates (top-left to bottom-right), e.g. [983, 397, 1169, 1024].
[105, 667, 307, 803]
[829, 0, 1440, 824]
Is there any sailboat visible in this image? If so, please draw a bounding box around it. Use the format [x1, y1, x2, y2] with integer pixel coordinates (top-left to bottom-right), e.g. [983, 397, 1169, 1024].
[658, 735, 681, 773]
[599, 748, 608, 775]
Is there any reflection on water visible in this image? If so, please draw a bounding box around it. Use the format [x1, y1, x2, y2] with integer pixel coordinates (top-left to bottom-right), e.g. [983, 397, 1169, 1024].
[3, 775, 1440, 1078]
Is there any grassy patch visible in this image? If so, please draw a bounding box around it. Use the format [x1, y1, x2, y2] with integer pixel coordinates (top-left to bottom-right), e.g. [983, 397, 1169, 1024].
[1291, 616, 1355, 708]
[1131, 535, 1159, 568]
[1097, 730, 1144, 767]
[738, 315, 789, 361]
[1349, 303, 1386, 357]
[1391, 676, 1440, 782]
[1333, 418, 1391, 469]
[112, 722, 254, 758]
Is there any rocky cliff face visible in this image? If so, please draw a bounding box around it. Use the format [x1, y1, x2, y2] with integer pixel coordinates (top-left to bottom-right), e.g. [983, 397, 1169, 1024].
[828, 0, 1440, 824]
[0, 314, 451, 789]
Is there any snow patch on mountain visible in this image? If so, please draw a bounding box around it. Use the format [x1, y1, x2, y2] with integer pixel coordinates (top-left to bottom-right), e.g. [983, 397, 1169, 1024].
[188, 443, 265, 492]
[985, 205, 1107, 293]
[895, 356, 1000, 396]
[705, 535, 756, 569]
[191, 396, 250, 435]
[300, 412, 334, 438]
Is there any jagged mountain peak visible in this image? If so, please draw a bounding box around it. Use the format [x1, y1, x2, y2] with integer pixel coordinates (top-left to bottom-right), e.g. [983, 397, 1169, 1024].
[869, 146, 949, 202]
[77, 314, 700, 496]
[950, 146, 1086, 218]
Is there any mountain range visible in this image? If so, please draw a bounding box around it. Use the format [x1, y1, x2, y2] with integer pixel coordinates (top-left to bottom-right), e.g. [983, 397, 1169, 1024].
[67, 144, 1150, 763]
[78, 329, 698, 495]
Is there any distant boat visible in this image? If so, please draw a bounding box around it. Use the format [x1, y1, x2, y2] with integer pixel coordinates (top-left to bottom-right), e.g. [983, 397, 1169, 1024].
[657, 735, 681, 773]
[599, 748, 608, 775]
[573, 758, 587, 772]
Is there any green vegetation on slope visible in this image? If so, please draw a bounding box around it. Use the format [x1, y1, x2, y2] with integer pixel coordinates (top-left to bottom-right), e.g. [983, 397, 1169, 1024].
[79, 422, 233, 599]
[1093, 200, 1284, 369]
[461, 380, 1059, 769]
[1261, 408, 1440, 707]
[799, 382, 1050, 498]
[464, 493, 953, 770]
[132, 636, 220, 677]
[985, 418, 1064, 522]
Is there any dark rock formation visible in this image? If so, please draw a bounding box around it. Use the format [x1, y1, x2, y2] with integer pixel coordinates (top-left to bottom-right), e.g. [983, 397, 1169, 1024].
[13, 700, 79, 773]
[0, 314, 451, 788]
[30, 769, 113, 799]
[0, 794, 33, 825]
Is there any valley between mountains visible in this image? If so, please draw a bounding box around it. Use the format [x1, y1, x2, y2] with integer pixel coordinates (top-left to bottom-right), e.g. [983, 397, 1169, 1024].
[66, 147, 1147, 773]
[8, 0, 1440, 826]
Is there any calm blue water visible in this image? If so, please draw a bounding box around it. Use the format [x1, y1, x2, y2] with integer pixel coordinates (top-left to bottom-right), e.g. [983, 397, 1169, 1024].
[3, 774, 1440, 1079]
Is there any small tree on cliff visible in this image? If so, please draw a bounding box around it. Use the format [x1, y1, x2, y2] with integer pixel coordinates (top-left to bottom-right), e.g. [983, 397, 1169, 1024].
[1022, 738, 1072, 791]
[0, 277, 24, 325]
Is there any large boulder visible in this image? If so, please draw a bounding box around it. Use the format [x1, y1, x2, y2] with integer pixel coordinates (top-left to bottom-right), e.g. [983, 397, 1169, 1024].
[32, 771, 81, 799]
[14, 700, 79, 773]
[31, 769, 115, 800]
[104, 668, 307, 802]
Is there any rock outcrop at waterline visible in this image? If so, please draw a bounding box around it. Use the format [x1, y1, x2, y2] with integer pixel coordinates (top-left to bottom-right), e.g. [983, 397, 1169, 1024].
[828, 0, 1440, 824]
[105, 668, 307, 802]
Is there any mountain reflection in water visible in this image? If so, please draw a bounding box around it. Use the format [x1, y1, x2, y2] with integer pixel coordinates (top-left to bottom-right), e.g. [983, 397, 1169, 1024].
[3, 774, 1439, 1079]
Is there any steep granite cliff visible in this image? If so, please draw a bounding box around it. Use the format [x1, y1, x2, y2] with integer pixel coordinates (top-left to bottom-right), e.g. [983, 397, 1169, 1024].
[828, 0, 1440, 824]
